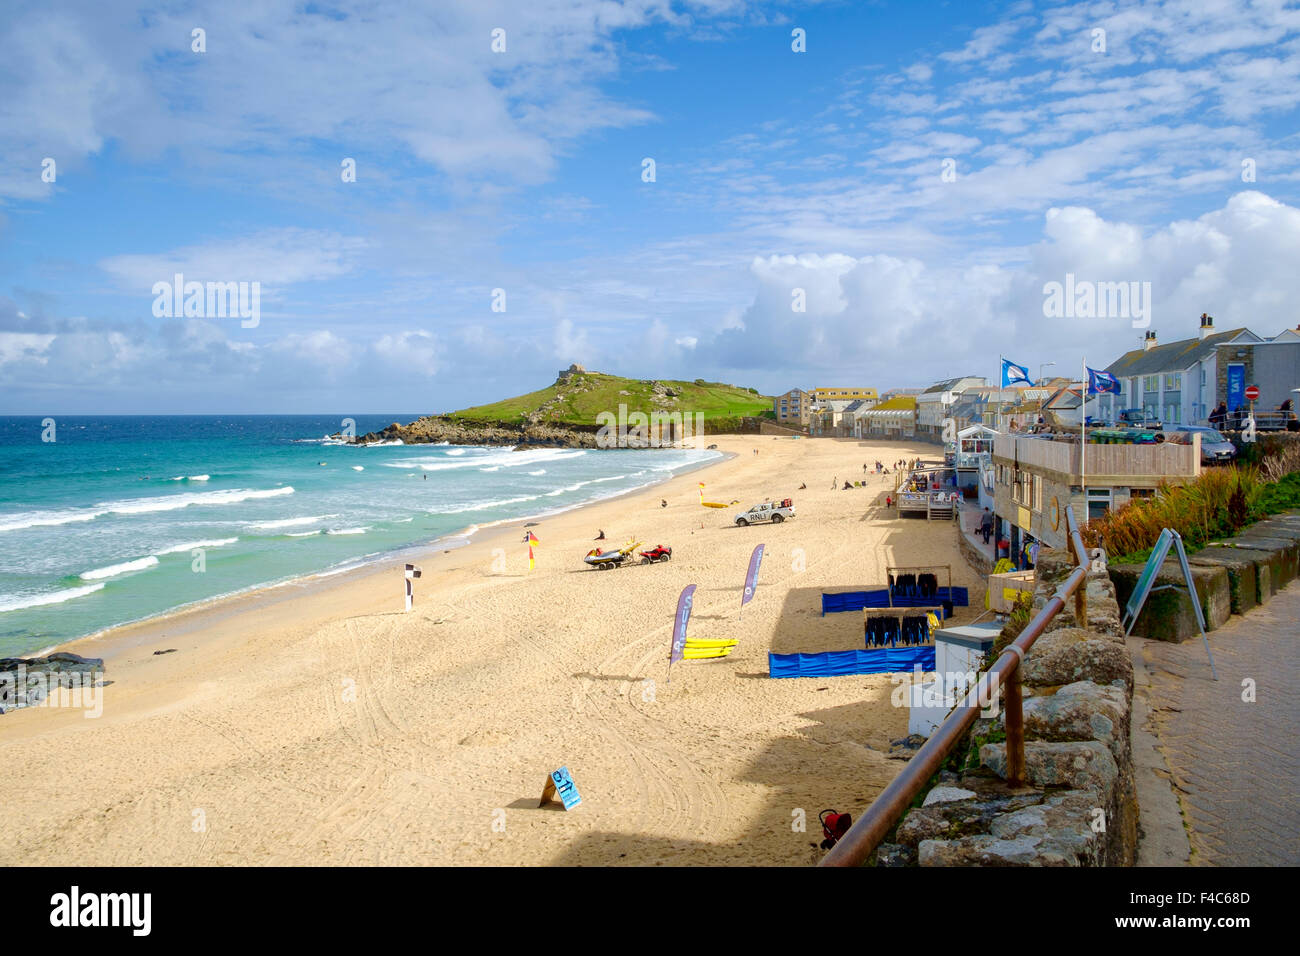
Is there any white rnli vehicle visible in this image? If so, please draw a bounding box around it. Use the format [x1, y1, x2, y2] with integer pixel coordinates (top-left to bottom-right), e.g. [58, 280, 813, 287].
[735, 498, 795, 526]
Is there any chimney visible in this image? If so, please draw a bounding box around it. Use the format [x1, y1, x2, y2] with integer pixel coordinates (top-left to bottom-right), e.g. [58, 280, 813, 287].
[1142, 330, 1158, 351]
[1199, 312, 1214, 340]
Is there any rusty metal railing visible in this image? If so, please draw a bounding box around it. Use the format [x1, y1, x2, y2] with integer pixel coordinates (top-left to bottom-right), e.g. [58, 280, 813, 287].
[820, 506, 1091, 867]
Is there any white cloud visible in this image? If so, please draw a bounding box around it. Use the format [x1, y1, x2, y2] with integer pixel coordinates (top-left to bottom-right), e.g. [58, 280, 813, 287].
[99, 229, 367, 290]
[699, 191, 1300, 385]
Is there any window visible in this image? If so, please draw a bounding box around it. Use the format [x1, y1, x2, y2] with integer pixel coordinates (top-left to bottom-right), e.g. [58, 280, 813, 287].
[1164, 373, 1181, 389]
[1143, 375, 1159, 391]
[1130, 488, 1155, 499]
[1033, 475, 1043, 512]
[1087, 488, 1112, 521]
[1165, 404, 1180, 424]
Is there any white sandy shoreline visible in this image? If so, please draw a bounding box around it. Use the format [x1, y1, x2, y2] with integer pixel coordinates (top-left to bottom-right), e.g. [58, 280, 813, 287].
[35, 447, 735, 664]
[0, 433, 981, 866]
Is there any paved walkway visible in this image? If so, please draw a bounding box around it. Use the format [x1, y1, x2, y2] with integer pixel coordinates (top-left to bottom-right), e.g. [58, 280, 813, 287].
[956, 503, 998, 564]
[1136, 583, 1300, 866]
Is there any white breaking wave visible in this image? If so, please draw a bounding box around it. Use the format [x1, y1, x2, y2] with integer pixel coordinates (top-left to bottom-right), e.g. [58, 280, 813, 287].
[544, 474, 626, 497]
[352, 465, 364, 471]
[81, 556, 160, 580]
[104, 487, 293, 516]
[286, 530, 322, 537]
[326, 526, 369, 535]
[445, 448, 466, 456]
[436, 495, 540, 515]
[8, 487, 298, 529]
[154, 537, 238, 556]
[528, 469, 546, 476]
[166, 474, 210, 481]
[0, 509, 101, 533]
[248, 514, 338, 530]
[479, 466, 500, 472]
[0, 583, 105, 613]
[385, 447, 586, 473]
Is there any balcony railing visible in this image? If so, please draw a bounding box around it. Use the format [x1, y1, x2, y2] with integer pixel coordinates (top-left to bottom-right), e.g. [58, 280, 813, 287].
[991, 434, 1198, 479]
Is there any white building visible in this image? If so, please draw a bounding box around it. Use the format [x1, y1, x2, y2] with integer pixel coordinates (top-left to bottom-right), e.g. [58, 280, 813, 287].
[1103, 315, 1261, 426]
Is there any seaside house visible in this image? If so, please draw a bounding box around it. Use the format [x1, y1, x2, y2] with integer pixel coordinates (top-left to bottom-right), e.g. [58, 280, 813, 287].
[1212, 325, 1300, 421]
[1102, 315, 1260, 426]
[990, 432, 1202, 560]
[858, 395, 918, 438]
[956, 385, 1051, 432]
[916, 376, 987, 442]
[773, 388, 812, 425]
[810, 386, 879, 403]
[810, 399, 857, 436]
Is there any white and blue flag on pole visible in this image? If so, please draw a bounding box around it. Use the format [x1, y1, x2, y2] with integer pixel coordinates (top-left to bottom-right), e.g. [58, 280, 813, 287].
[1087, 367, 1121, 395]
[1001, 358, 1032, 387]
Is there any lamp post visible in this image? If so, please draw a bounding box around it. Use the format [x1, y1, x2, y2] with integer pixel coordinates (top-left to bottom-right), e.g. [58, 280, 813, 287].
[1037, 362, 1055, 385]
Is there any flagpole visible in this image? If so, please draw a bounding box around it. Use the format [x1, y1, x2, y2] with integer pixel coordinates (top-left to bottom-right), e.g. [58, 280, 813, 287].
[1081, 357, 1088, 513]
[998, 355, 1003, 432]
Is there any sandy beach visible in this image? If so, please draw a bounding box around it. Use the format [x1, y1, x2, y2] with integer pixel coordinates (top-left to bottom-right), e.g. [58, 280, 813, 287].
[0, 434, 983, 866]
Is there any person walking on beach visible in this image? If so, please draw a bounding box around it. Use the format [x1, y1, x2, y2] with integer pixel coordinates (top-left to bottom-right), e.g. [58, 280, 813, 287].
[978, 508, 994, 545]
[832, 476, 837, 490]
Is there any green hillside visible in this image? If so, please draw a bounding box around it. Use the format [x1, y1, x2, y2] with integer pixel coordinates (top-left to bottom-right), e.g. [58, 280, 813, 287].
[451, 369, 773, 425]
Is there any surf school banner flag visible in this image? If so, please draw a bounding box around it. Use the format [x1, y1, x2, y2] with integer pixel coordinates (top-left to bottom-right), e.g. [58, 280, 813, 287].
[1087, 367, 1121, 395]
[669, 584, 698, 673]
[740, 544, 764, 617]
[527, 531, 539, 570]
[1001, 358, 1033, 387]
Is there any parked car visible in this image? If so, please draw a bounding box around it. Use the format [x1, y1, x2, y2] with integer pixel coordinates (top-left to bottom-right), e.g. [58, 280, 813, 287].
[1112, 408, 1163, 429]
[735, 499, 795, 526]
[1161, 426, 1237, 464]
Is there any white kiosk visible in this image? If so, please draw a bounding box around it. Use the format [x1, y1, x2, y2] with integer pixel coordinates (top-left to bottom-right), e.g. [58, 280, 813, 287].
[908, 621, 1001, 737]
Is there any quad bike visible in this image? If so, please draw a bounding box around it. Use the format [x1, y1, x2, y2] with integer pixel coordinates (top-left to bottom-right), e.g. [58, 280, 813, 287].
[639, 545, 672, 564]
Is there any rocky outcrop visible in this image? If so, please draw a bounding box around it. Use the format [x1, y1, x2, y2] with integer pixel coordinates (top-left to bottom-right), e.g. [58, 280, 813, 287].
[0, 653, 105, 713]
[352, 416, 605, 448]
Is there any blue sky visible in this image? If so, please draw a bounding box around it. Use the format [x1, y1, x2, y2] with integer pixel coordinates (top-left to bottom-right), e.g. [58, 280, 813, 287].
[2, 0, 1299, 413]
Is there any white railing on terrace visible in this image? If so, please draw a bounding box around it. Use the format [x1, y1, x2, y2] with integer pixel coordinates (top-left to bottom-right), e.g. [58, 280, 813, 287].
[992, 435, 1199, 478]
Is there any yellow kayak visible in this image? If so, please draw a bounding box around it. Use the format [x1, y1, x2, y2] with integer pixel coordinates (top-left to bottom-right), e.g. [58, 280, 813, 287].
[684, 638, 738, 648]
[683, 648, 735, 659]
[700, 501, 731, 508]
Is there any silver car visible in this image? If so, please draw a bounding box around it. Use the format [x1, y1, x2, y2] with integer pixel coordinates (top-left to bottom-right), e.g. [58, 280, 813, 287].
[1162, 426, 1237, 464]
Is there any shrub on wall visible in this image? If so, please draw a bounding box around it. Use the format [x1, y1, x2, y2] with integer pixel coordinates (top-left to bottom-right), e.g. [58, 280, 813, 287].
[1083, 461, 1300, 562]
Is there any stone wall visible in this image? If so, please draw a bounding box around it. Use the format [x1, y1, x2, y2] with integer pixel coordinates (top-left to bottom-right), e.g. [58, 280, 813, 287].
[1108, 511, 1300, 641]
[876, 548, 1138, 866]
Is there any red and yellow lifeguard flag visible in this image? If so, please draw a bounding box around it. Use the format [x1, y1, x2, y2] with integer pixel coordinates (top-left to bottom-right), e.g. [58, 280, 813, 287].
[698, 482, 705, 503]
[526, 531, 540, 570]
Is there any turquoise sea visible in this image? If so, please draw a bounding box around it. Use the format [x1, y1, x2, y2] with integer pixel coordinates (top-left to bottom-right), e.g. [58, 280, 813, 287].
[0, 416, 720, 656]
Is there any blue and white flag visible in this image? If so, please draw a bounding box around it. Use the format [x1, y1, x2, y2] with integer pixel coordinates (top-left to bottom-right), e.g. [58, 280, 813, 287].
[1001, 358, 1032, 387]
[1087, 367, 1121, 395]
